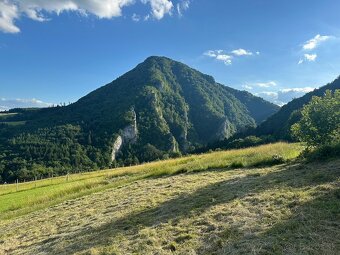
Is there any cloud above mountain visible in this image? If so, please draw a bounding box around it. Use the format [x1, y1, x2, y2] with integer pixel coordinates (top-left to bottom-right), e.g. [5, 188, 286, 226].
[302, 34, 331, 50]
[204, 48, 259, 65]
[0, 0, 190, 33]
[298, 34, 333, 64]
[255, 87, 315, 106]
[0, 98, 52, 111]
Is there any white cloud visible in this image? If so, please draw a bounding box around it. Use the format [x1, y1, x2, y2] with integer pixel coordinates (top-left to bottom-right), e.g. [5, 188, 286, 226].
[256, 91, 278, 97]
[204, 48, 259, 65]
[204, 50, 232, 65]
[280, 87, 315, 93]
[0, 0, 186, 33]
[254, 81, 277, 88]
[216, 54, 232, 65]
[256, 87, 315, 106]
[0, 0, 20, 33]
[0, 97, 52, 111]
[303, 34, 331, 50]
[231, 48, 253, 56]
[142, 0, 174, 20]
[304, 53, 317, 61]
[298, 53, 317, 64]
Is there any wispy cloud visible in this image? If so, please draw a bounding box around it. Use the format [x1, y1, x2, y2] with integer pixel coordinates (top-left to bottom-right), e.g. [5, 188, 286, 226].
[0, 0, 189, 33]
[302, 34, 332, 50]
[0, 97, 52, 111]
[231, 48, 253, 56]
[298, 53, 317, 64]
[297, 34, 334, 64]
[204, 48, 259, 65]
[280, 87, 315, 93]
[304, 53, 317, 61]
[177, 0, 190, 17]
[243, 81, 277, 88]
[132, 13, 141, 22]
[141, 0, 174, 20]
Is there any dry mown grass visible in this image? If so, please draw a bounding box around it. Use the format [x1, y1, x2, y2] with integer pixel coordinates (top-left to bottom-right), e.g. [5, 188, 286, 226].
[0, 158, 339, 255]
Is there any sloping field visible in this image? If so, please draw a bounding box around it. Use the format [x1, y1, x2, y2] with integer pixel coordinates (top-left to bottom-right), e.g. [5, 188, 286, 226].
[0, 143, 339, 254]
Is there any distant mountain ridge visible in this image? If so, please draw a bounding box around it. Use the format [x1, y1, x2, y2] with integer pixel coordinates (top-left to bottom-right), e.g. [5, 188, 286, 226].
[0, 56, 279, 182]
[254, 76, 340, 140]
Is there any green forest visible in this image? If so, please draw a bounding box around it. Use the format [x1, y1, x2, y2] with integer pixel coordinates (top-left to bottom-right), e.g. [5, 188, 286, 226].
[0, 57, 339, 183]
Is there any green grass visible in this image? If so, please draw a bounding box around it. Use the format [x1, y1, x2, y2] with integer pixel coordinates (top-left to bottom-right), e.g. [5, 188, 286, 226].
[0, 113, 17, 119]
[0, 143, 302, 221]
[0, 121, 26, 126]
[1, 142, 339, 254]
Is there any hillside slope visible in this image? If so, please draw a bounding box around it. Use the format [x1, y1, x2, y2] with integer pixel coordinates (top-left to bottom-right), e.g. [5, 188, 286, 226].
[0, 57, 279, 182]
[0, 144, 339, 255]
[255, 76, 340, 139]
[221, 85, 279, 124]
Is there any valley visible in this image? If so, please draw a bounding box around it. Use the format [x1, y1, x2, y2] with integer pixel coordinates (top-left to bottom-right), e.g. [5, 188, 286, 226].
[0, 143, 339, 254]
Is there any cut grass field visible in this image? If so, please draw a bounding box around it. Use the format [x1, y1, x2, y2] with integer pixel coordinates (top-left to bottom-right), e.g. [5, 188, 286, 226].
[0, 142, 339, 254]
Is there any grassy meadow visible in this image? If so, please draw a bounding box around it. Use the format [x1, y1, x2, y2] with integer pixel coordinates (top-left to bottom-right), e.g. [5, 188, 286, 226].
[0, 143, 301, 221]
[0, 142, 339, 254]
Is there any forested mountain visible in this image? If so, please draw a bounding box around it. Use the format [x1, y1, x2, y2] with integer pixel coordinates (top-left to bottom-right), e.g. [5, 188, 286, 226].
[0, 56, 279, 182]
[221, 85, 279, 124]
[254, 76, 340, 140]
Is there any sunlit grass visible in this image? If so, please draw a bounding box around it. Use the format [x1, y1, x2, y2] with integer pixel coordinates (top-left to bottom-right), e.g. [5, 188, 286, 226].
[0, 153, 338, 255]
[0, 142, 303, 221]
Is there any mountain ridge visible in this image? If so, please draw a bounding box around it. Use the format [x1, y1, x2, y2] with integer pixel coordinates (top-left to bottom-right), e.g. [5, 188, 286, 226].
[254, 76, 340, 140]
[0, 56, 279, 182]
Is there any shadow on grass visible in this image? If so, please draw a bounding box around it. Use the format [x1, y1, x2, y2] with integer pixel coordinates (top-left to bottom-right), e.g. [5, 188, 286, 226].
[41, 161, 340, 254]
[198, 188, 340, 255]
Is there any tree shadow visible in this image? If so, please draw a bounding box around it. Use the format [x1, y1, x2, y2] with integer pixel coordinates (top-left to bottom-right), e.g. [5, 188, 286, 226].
[198, 187, 340, 255]
[40, 161, 340, 254]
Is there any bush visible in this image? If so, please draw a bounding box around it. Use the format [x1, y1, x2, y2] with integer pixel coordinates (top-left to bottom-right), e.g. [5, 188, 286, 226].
[291, 90, 340, 147]
[252, 154, 285, 167]
[301, 143, 340, 161]
[229, 161, 244, 169]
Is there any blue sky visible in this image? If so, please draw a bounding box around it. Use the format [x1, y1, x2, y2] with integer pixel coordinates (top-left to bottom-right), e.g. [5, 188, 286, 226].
[1, 0, 340, 110]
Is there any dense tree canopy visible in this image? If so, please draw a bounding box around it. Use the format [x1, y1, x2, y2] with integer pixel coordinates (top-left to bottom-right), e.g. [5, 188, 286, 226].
[291, 90, 340, 147]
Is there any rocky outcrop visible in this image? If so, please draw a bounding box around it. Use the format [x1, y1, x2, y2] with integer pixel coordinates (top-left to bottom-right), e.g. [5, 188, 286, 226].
[111, 109, 138, 162]
[122, 109, 138, 143]
[111, 135, 123, 161]
[216, 118, 235, 141]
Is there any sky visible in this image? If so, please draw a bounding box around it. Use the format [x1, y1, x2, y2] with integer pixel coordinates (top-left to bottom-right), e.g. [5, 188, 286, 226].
[1, 0, 340, 110]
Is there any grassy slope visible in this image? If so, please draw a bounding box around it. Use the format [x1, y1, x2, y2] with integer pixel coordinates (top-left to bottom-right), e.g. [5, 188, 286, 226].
[0, 143, 301, 221]
[0, 143, 339, 254]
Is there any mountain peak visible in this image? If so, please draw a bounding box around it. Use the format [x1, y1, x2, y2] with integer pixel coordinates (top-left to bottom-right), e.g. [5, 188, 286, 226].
[0, 57, 279, 177]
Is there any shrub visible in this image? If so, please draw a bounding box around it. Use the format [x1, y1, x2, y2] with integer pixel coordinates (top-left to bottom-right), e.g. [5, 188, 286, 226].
[229, 161, 244, 169]
[291, 90, 340, 147]
[301, 142, 340, 161]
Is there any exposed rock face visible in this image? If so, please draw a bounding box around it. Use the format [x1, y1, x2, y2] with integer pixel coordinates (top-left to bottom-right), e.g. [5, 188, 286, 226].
[111, 135, 123, 161]
[111, 109, 138, 162]
[122, 109, 138, 143]
[216, 118, 234, 141]
[170, 135, 179, 152]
